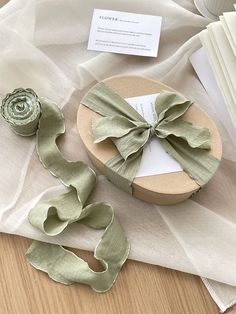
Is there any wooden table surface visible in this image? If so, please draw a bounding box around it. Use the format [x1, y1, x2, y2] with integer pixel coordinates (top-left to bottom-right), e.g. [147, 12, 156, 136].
[0, 232, 232, 314]
[0, 1, 236, 313]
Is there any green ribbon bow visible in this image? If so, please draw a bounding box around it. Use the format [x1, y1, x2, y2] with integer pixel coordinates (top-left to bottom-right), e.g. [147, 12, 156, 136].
[81, 82, 220, 193]
[1, 88, 130, 292]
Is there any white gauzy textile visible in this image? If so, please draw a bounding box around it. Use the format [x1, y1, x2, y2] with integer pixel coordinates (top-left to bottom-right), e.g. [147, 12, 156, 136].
[1, 0, 236, 312]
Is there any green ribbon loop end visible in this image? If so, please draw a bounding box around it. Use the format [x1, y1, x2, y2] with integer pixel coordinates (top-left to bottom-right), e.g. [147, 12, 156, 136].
[81, 82, 220, 193]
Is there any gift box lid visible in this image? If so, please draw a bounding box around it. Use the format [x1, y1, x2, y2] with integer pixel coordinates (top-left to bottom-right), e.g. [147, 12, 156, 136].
[77, 75, 222, 205]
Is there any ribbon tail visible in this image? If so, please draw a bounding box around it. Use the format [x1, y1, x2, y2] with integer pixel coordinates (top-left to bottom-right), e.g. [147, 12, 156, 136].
[161, 136, 220, 186]
[26, 100, 130, 291]
[37, 99, 96, 206]
[105, 152, 142, 194]
[26, 202, 130, 292]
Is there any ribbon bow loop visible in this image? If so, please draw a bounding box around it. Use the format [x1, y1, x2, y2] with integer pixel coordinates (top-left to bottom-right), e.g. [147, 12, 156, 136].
[155, 91, 211, 149]
[93, 115, 151, 160]
[155, 90, 192, 123]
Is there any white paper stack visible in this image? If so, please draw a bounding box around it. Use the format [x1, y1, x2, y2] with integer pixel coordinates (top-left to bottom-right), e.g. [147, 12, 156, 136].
[200, 8, 236, 128]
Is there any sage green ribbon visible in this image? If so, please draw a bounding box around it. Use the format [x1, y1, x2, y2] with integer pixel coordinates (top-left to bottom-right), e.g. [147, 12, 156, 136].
[1, 88, 41, 136]
[81, 82, 220, 193]
[1, 88, 130, 292]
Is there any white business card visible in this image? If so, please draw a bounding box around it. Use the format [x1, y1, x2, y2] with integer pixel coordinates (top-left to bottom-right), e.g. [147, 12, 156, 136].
[88, 9, 162, 57]
[125, 93, 182, 178]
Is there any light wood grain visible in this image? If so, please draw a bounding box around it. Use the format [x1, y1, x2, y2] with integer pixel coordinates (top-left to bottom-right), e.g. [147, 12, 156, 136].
[0, 1, 236, 313]
[0, 232, 225, 314]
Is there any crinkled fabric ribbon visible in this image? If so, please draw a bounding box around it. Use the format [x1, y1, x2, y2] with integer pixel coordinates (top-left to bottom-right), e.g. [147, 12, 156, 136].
[1, 88, 41, 136]
[1, 88, 130, 292]
[81, 82, 220, 194]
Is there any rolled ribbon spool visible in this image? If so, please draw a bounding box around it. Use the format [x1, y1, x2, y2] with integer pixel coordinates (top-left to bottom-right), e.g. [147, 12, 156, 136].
[1, 88, 41, 136]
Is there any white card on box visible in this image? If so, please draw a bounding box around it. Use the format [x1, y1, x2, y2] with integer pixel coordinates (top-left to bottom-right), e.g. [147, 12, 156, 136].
[125, 93, 182, 178]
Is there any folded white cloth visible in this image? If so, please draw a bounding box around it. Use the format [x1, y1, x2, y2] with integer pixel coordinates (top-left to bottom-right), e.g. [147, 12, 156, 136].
[1, 0, 236, 312]
[200, 9, 236, 130]
[221, 12, 236, 57]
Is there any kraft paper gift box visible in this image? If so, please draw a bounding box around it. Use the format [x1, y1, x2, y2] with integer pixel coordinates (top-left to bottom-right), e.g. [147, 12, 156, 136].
[78, 75, 222, 205]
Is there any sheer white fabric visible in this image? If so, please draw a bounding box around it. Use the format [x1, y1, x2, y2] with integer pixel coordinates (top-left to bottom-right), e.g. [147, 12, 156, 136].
[1, 0, 236, 312]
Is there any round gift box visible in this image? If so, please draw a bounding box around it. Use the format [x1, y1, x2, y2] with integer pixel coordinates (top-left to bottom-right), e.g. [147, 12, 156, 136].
[77, 75, 222, 205]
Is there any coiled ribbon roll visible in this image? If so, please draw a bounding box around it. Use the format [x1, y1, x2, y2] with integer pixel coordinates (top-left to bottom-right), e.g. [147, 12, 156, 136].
[1, 88, 41, 136]
[0, 88, 130, 291]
